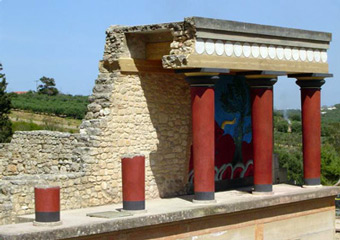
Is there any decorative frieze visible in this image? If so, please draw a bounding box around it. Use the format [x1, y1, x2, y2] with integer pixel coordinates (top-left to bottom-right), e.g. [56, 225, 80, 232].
[195, 38, 328, 63]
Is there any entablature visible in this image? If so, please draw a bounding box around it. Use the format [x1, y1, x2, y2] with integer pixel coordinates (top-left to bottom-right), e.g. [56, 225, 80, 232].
[103, 17, 332, 75]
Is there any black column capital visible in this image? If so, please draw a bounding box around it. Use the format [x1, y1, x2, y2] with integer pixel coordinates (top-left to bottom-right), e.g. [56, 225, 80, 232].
[246, 78, 277, 89]
[296, 79, 325, 89]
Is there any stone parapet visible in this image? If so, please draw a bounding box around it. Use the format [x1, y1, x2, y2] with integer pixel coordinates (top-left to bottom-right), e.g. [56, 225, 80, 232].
[0, 185, 339, 240]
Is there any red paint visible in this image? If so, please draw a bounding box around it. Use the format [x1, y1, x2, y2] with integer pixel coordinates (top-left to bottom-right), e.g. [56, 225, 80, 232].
[250, 88, 273, 186]
[35, 187, 60, 212]
[191, 87, 215, 193]
[301, 89, 321, 180]
[242, 141, 254, 166]
[215, 121, 235, 168]
[122, 155, 145, 201]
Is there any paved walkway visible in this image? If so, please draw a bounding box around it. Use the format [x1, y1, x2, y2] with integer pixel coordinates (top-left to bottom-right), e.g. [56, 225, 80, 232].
[0, 184, 339, 240]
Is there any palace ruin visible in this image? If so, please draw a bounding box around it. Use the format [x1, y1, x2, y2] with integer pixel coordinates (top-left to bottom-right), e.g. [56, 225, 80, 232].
[0, 16, 339, 240]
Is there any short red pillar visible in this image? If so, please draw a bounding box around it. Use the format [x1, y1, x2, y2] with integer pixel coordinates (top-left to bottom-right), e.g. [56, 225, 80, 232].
[248, 79, 277, 193]
[121, 155, 145, 210]
[296, 80, 325, 186]
[186, 76, 217, 201]
[34, 186, 61, 224]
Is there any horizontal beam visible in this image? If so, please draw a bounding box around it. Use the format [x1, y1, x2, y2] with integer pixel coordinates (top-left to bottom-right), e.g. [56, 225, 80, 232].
[146, 42, 171, 60]
[175, 68, 230, 74]
[118, 58, 174, 73]
[166, 54, 329, 74]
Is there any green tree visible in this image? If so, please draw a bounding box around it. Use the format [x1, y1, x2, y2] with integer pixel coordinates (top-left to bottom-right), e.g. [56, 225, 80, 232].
[220, 76, 251, 163]
[0, 63, 13, 142]
[276, 146, 303, 185]
[37, 76, 59, 96]
[291, 121, 302, 133]
[274, 116, 289, 133]
[321, 144, 340, 185]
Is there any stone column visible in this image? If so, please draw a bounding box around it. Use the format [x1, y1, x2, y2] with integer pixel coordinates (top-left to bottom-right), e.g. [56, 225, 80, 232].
[34, 186, 62, 226]
[296, 80, 325, 186]
[186, 76, 218, 202]
[247, 79, 277, 193]
[121, 155, 145, 210]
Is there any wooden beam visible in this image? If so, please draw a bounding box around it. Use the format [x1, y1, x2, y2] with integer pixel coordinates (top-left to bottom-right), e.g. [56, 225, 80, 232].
[182, 55, 329, 74]
[118, 58, 174, 73]
[145, 42, 171, 60]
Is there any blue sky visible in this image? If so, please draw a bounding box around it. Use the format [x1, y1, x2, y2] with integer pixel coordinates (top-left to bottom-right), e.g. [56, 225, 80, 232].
[0, 0, 339, 108]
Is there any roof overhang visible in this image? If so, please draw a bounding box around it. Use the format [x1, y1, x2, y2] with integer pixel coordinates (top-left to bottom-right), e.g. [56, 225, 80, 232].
[105, 17, 332, 75]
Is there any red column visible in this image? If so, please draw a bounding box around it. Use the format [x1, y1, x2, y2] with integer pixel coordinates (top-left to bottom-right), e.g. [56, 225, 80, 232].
[121, 155, 145, 210]
[187, 76, 217, 201]
[34, 186, 61, 224]
[296, 80, 325, 186]
[248, 79, 276, 193]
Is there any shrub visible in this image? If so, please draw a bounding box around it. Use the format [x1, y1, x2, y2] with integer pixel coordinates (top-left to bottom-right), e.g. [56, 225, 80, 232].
[291, 121, 302, 133]
[275, 119, 289, 133]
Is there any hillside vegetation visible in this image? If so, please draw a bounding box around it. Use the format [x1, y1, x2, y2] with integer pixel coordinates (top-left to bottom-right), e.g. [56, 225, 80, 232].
[9, 92, 88, 133]
[9, 110, 81, 133]
[10, 92, 88, 119]
[274, 106, 340, 186]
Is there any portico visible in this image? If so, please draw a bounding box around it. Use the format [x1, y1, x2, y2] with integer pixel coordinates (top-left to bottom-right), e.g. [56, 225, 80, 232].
[2, 16, 339, 240]
[132, 16, 333, 197]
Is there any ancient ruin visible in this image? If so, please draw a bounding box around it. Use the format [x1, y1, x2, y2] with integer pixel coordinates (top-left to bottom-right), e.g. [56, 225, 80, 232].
[0, 16, 339, 239]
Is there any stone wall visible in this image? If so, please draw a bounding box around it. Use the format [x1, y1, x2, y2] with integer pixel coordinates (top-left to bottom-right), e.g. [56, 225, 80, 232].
[0, 131, 91, 224]
[80, 23, 193, 201]
[0, 23, 193, 225]
[1, 131, 82, 176]
[84, 71, 191, 200]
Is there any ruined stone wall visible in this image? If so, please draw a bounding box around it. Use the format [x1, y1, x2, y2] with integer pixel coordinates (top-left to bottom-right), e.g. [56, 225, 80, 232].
[84, 71, 191, 200]
[1, 131, 82, 176]
[0, 131, 92, 225]
[80, 23, 192, 201]
[0, 22, 193, 225]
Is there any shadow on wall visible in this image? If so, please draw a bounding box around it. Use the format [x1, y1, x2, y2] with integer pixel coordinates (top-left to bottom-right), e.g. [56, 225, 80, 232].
[139, 72, 192, 198]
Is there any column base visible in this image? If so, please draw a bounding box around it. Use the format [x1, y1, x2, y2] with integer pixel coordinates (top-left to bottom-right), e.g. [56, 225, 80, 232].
[304, 178, 321, 186]
[123, 201, 145, 211]
[194, 192, 215, 201]
[253, 184, 272, 193]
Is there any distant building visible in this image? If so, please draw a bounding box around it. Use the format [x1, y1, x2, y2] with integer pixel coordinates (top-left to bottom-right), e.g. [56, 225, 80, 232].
[12, 91, 28, 94]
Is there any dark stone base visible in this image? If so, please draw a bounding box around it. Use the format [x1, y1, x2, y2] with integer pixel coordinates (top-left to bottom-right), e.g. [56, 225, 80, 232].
[123, 201, 145, 211]
[35, 211, 60, 222]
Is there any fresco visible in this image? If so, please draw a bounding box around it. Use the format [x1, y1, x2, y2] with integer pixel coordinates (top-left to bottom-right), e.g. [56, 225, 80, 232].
[188, 75, 254, 184]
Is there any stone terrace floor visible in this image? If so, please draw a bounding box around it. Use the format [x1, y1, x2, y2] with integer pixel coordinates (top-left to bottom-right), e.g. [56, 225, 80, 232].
[0, 184, 340, 240]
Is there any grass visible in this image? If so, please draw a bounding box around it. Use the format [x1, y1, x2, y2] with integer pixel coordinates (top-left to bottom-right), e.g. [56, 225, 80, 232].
[10, 110, 81, 133]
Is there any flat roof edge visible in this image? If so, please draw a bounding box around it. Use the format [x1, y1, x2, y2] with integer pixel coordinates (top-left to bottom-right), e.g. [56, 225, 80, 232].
[188, 16, 332, 42]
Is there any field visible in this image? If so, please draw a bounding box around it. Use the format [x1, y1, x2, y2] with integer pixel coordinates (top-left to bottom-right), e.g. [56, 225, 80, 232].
[8, 92, 88, 133]
[9, 110, 82, 133]
[10, 92, 88, 119]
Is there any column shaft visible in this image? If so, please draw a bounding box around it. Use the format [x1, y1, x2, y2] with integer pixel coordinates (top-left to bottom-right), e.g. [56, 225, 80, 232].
[301, 88, 321, 185]
[122, 155, 145, 210]
[191, 86, 215, 200]
[250, 87, 273, 192]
